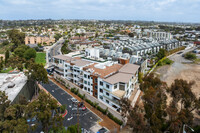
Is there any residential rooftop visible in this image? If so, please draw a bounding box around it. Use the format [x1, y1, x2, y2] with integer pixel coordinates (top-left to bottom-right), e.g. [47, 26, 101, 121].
[0, 72, 27, 102]
[104, 72, 133, 84]
[83, 62, 122, 78]
[119, 63, 140, 75]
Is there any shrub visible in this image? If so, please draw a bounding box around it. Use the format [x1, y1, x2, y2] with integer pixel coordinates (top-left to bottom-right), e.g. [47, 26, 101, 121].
[185, 52, 197, 60]
[97, 106, 106, 115]
[70, 88, 75, 93]
[164, 58, 173, 65]
[107, 112, 123, 125]
[85, 99, 94, 107]
[60, 105, 66, 114]
[77, 93, 83, 99]
[93, 102, 98, 108]
[74, 89, 79, 95]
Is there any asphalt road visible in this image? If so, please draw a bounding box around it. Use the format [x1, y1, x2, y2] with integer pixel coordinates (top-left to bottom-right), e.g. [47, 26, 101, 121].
[40, 80, 100, 132]
[47, 39, 65, 66]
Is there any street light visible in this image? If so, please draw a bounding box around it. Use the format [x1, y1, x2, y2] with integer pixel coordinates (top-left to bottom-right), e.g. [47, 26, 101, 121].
[183, 124, 194, 133]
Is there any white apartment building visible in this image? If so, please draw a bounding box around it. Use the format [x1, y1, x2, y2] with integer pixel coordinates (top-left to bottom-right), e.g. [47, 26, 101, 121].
[147, 31, 172, 40]
[52, 53, 140, 112]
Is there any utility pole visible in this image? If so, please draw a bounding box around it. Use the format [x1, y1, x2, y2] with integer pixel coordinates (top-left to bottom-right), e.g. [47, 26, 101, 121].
[77, 102, 80, 133]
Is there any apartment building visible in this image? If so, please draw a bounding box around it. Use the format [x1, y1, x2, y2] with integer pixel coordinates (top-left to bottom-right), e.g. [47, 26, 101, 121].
[83, 62, 140, 111]
[147, 31, 172, 40]
[25, 36, 55, 45]
[52, 51, 140, 112]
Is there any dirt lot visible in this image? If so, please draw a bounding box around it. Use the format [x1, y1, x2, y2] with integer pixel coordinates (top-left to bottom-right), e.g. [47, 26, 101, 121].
[155, 50, 200, 98]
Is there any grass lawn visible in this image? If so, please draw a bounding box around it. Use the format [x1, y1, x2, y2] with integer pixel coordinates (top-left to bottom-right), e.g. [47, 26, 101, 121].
[0, 67, 13, 73]
[35, 52, 46, 65]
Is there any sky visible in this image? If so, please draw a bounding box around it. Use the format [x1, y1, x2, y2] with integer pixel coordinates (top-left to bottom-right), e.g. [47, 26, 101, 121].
[0, 0, 200, 23]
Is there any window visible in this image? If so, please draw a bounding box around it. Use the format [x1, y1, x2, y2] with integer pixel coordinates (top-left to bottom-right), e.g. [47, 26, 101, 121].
[84, 81, 87, 84]
[95, 85, 97, 90]
[100, 89, 103, 93]
[106, 84, 110, 89]
[88, 88, 90, 92]
[100, 96, 103, 100]
[119, 82, 125, 91]
[95, 92, 97, 96]
[112, 104, 118, 109]
[88, 82, 90, 86]
[114, 84, 117, 89]
[84, 87, 87, 90]
[106, 100, 109, 104]
[84, 74, 87, 78]
[100, 81, 103, 86]
[106, 92, 110, 96]
[88, 75, 90, 79]
[95, 78, 97, 83]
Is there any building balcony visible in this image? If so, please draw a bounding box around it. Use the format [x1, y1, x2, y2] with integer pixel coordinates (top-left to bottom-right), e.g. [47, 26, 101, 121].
[55, 68, 64, 74]
[102, 95, 120, 105]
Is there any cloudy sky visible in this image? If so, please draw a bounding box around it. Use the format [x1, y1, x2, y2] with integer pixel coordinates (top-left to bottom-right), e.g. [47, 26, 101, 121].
[0, 0, 199, 22]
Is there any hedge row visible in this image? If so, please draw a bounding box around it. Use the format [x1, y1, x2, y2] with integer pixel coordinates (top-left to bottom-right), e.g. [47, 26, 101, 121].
[167, 46, 185, 56]
[107, 112, 123, 125]
[70, 88, 123, 125]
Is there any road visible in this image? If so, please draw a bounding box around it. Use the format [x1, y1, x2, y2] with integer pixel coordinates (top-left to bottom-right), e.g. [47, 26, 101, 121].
[46, 38, 65, 67]
[40, 80, 100, 132]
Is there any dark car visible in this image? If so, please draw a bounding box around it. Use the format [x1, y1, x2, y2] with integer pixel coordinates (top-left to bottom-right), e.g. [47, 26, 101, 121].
[97, 127, 108, 133]
[78, 102, 87, 111]
[177, 52, 183, 54]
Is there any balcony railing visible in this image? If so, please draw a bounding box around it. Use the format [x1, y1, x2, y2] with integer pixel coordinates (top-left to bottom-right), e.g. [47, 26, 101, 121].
[103, 95, 120, 105]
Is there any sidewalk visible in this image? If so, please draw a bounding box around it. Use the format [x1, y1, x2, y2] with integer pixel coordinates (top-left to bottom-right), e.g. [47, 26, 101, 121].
[49, 77, 121, 132]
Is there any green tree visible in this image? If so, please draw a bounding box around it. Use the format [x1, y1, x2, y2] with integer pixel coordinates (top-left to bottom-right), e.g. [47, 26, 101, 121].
[7, 29, 25, 49]
[156, 48, 167, 61]
[138, 72, 143, 83]
[26, 62, 48, 96]
[2, 40, 9, 46]
[0, 91, 29, 133]
[5, 50, 10, 65]
[66, 124, 81, 133]
[141, 74, 168, 132]
[14, 45, 29, 58]
[54, 33, 62, 41]
[27, 91, 63, 133]
[24, 48, 36, 60]
[0, 57, 3, 72]
[7, 56, 25, 71]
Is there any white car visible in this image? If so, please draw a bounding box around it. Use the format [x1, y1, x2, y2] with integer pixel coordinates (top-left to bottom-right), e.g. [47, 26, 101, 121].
[71, 98, 78, 104]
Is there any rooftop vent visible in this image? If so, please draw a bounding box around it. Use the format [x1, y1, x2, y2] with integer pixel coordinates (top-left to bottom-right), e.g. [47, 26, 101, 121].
[8, 82, 15, 88]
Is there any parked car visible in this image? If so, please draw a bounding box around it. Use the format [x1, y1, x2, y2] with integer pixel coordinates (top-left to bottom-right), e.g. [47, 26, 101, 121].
[78, 102, 87, 111]
[71, 98, 79, 104]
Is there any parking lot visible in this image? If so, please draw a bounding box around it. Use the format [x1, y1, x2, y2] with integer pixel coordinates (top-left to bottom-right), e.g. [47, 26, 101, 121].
[40, 80, 101, 132]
